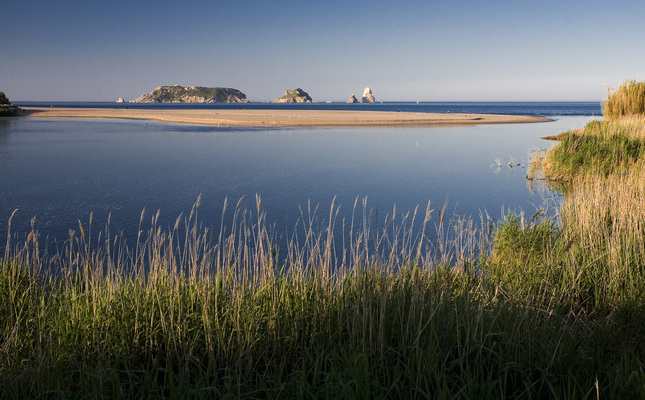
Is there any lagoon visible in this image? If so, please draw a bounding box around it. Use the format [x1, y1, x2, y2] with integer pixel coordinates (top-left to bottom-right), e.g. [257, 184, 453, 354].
[0, 114, 595, 247]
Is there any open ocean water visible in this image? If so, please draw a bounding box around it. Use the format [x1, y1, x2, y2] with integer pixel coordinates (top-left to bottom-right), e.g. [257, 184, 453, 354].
[15, 101, 602, 117]
[2, 102, 600, 251]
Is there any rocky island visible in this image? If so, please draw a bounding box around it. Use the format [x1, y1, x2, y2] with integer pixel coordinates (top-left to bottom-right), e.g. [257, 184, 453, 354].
[362, 87, 376, 103]
[0, 92, 21, 116]
[132, 85, 249, 103]
[273, 88, 312, 103]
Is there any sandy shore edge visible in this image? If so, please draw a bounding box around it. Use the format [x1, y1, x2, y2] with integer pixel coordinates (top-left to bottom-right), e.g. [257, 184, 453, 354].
[21, 107, 550, 127]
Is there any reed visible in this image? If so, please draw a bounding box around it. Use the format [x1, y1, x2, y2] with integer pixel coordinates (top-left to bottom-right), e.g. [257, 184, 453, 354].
[603, 80, 645, 119]
[522, 110, 645, 314]
[3, 189, 645, 398]
[530, 117, 645, 181]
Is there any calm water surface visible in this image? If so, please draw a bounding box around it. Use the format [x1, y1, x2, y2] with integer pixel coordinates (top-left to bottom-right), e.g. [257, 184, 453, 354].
[16, 101, 601, 117]
[0, 116, 594, 246]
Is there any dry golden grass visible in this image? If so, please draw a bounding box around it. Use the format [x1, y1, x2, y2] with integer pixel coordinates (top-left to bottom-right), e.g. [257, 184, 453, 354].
[603, 80, 645, 119]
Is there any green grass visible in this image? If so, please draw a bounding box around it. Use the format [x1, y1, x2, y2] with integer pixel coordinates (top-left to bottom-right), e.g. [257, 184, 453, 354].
[526, 115, 645, 315]
[531, 118, 645, 181]
[3, 195, 645, 399]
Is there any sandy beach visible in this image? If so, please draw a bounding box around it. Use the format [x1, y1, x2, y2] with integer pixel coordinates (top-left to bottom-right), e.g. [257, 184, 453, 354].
[21, 107, 549, 127]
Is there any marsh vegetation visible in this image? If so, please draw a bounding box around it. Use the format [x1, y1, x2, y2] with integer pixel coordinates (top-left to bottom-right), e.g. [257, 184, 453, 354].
[602, 80, 645, 120]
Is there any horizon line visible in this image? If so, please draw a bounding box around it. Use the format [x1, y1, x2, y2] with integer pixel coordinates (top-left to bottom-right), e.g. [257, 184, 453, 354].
[12, 99, 604, 104]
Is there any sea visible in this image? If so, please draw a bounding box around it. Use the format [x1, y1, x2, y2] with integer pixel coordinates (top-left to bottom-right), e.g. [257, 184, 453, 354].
[2, 101, 601, 251]
[15, 101, 600, 117]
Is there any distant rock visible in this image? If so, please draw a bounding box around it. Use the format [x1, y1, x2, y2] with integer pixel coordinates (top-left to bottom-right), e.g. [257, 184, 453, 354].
[116, 97, 125, 103]
[362, 87, 376, 103]
[347, 94, 359, 103]
[0, 92, 21, 117]
[273, 88, 312, 103]
[132, 85, 249, 103]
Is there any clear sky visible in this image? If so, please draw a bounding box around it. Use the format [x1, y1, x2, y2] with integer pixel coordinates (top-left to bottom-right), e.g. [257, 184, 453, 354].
[3, 0, 645, 102]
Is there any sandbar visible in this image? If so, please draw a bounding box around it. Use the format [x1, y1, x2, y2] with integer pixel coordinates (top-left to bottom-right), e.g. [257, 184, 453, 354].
[21, 107, 550, 127]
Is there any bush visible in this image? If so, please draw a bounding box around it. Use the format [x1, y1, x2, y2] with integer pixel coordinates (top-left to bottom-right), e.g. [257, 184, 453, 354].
[0, 92, 21, 116]
[0, 92, 10, 105]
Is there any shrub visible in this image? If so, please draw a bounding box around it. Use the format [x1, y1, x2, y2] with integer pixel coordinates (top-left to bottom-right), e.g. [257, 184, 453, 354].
[0, 92, 10, 105]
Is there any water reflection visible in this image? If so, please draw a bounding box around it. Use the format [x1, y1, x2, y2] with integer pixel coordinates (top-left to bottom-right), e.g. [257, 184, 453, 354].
[0, 117, 593, 247]
[0, 118, 14, 141]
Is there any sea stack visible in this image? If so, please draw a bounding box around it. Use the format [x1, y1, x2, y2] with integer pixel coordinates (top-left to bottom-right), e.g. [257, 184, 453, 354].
[116, 97, 125, 103]
[362, 87, 376, 103]
[273, 88, 312, 103]
[347, 94, 359, 103]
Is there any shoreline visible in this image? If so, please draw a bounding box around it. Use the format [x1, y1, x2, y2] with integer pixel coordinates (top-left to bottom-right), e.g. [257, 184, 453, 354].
[21, 107, 550, 127]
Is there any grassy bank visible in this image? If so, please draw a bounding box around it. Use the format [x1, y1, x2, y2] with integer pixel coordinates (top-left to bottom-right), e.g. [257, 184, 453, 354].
[531, 118, 645, 180]
[3, 192, 645, 399]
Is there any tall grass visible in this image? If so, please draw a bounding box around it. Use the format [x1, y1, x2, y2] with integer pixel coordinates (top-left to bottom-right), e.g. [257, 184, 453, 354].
[507, 106, 645, 395]
[0, 197, 490, 399]
[4, 188, 645, 398]
[490, 169, 645, 314]
[603, 80, 645, 119]
[530, 118, 645, 181]
[524, 115, 645, 311]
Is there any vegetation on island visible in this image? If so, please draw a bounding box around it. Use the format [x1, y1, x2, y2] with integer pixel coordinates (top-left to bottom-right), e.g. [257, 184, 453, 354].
[5, 82, 645, 398]
[282, 88, 310, 99]
[133, 85, 249, 103]
[273, 88, 312, 103]
[0, 92, 21, 116]
[0, 92, 11, 105]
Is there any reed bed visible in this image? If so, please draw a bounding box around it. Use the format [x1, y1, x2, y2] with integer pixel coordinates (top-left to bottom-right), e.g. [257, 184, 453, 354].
[523, 115, 645, 311]
[530, 117, 645, 181]
[603, 80, 645, 120]
[3, 187, 645, 399]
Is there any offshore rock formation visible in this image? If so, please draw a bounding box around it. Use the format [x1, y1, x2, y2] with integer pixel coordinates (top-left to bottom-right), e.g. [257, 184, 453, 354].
[116, 97, 125, 103]
[362, 87, 376, 103]
[133, 85, 249, 103]
[0, 92, 21, 116]
[273, 88, 312, 103]
[347, 94, 359, 103]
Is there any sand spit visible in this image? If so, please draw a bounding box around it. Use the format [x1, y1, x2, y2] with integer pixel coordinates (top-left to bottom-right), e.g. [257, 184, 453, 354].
[22, 107, 550, 127]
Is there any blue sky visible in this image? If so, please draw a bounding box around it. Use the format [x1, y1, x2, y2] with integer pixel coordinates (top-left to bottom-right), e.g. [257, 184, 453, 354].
[3, 0, 645, 102]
